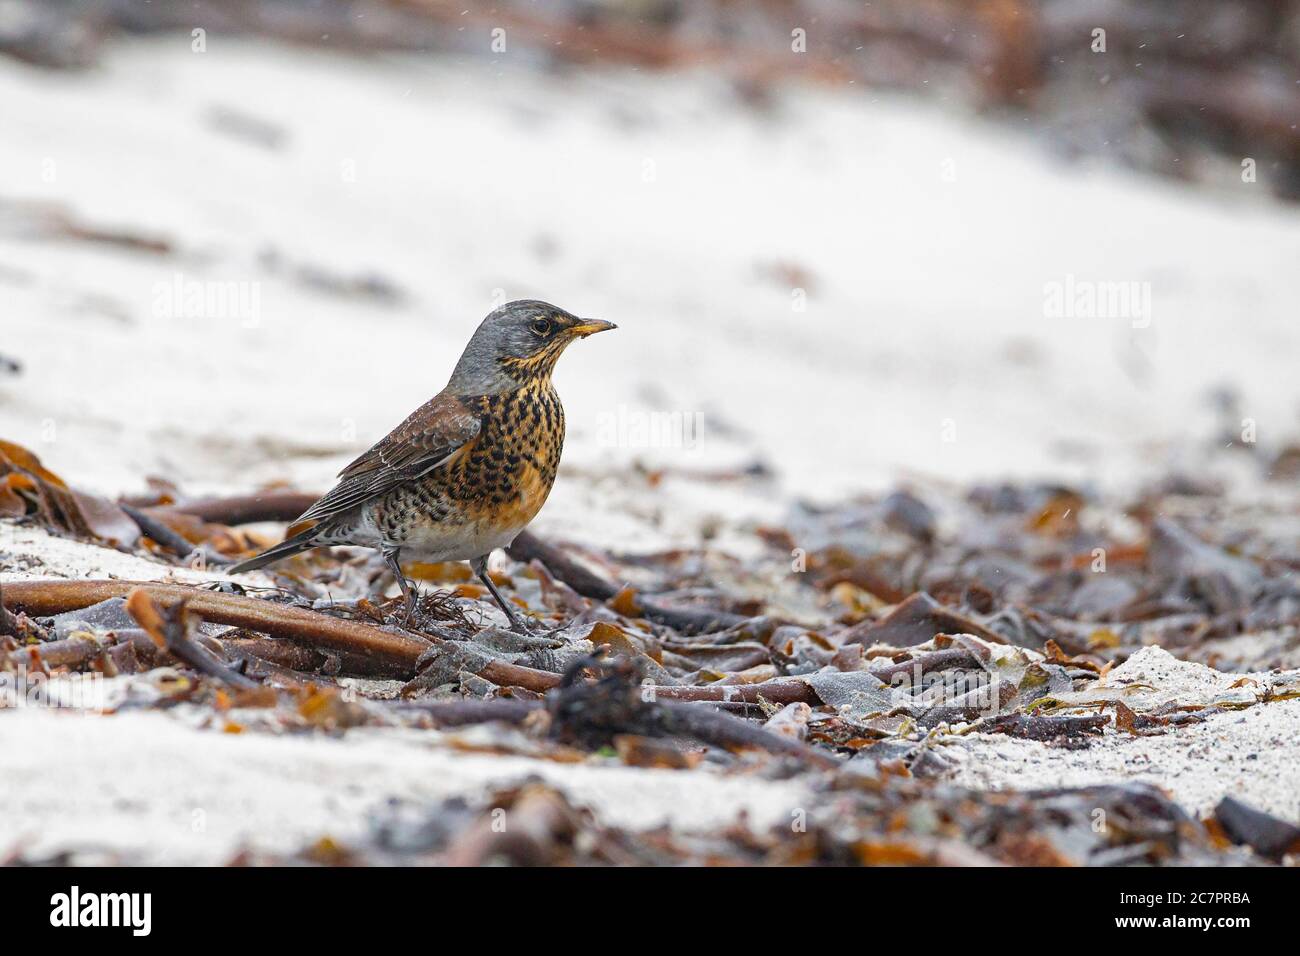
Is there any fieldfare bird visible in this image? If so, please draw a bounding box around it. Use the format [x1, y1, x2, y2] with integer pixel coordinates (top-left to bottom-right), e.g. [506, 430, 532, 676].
[227, 300, 616, 629]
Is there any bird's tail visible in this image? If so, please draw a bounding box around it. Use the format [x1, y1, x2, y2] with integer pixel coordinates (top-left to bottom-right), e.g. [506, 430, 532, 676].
[227, 526, 320, 575]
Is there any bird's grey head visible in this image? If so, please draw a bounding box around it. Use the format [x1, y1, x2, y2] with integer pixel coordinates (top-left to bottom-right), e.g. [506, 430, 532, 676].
[447, 300, 616, 394]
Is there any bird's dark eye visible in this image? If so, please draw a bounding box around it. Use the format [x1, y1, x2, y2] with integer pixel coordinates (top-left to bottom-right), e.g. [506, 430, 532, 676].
[530, 319, 551, 337]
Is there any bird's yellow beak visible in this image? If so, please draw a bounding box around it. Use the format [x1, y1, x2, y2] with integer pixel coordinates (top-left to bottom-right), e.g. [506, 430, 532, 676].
[568, 318, 618, 337]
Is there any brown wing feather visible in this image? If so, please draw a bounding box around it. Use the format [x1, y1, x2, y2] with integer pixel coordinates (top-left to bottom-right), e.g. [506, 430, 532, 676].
[296, 391, 481, 524]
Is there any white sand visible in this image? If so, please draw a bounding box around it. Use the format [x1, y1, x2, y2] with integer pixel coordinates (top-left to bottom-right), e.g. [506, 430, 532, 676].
[946, 648, 1300, 821]
[947, 698, 1300, 821]
[0, 709, 808, 864]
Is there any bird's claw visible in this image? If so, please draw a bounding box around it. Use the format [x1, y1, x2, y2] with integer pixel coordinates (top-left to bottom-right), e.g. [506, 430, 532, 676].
[503, 610, 570, 638]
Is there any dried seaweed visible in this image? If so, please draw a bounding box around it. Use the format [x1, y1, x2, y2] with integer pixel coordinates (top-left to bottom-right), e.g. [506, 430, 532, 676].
[4, 447, 1298, 868]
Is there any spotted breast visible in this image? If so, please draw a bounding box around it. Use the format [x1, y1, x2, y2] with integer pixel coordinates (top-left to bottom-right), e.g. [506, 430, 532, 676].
[367, 380, 565, 561]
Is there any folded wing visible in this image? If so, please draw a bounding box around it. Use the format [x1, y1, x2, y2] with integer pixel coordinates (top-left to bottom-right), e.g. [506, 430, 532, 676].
[296, 390, 481, 525]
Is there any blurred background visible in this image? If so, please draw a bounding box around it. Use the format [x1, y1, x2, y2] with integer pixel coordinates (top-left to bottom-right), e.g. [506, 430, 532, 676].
[1, 0, 1297, 542]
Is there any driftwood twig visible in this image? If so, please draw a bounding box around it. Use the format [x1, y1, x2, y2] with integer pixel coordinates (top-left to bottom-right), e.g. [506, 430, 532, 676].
[125, 588, 260, 689]
[507, 531, 745, 634]
[868, 648, 980, 683]
[983, 713, 1109, 741]
[648, 678, 819, 706]
[138, 491, 319, 526]
[120, 503, 232, 566]
[2, 579, 567, 692]
[3, 579, 430, 667]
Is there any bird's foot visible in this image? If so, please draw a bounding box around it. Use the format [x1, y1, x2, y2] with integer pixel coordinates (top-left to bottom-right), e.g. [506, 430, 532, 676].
[382, 549, 424, 629]
[384, 578, 422, 630]
[501, 606, 538, 635]
[538, 616, 576, 638]
[472, 556, 573, 637]
[500, 606, 573, 638]
[401, 595, 419, 629]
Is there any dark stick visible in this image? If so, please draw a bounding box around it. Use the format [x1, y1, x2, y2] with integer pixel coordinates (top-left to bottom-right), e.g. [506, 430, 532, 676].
[1, 579, 564, 691]
[648, 678, 819, 706]
[507, 531, 746, 634]
[121, 503, 233, 565]
[654, 700, 839, 769]
[395, 697, 543, 727]
[218, 636, 337, 673]
[868, 648, 980, 683]
[479, 659, 563, 692]
[3, 579, 431, 668]
[507, 531, 618, 600]
[20, 633, 101, 668]
[982, 713, 1110, 741]
[1213, 796, 1300, 860]
[125, 588, 261, 690]
[217, 636, 410, 679]
[152, 491, 320, 526]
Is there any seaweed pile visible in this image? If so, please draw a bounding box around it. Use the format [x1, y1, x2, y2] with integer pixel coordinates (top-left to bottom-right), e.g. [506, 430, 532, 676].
[2, 437, 1299, 865]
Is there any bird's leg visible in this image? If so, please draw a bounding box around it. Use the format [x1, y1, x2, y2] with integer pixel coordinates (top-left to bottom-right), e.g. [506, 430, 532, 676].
[383, 547, 418, 625]
[472, 555, 529, 632]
